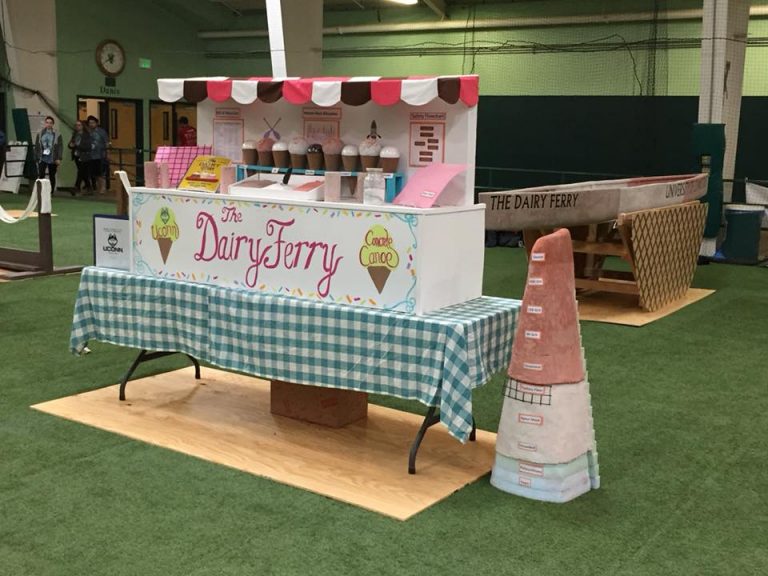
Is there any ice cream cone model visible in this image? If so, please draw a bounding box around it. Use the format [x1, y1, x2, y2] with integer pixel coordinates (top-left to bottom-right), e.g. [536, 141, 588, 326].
[323, 136, 343, 171]
[491, 228, 599, 503]
[380, 146, 400, 173]
[256, 137, 275, 166]
[342, 144, 359, 172]
[272, 141, 289, 168]
[359, 121, 382, 170]
[359, 224, 399, 294]
[151, 206, 180, 264]
[307, 143, 324, 170]
[241, 140, 258, 165]
[288, 135, 308, 169]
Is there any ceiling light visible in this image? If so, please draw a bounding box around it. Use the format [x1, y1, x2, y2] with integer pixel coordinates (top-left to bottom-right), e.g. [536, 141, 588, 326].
[388, 0, 419, 5]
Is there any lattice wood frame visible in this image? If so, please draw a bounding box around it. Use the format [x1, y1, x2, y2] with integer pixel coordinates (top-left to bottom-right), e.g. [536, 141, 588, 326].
[522, 201, 708, 313]
[621, 202, 708, 311]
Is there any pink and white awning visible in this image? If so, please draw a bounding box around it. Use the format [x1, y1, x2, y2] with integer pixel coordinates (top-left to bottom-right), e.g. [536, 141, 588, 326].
[157, 75, 479, 107]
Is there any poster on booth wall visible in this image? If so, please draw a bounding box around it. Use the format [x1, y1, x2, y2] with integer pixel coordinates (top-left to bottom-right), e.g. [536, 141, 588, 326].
[178, 156, 232, 192]
[93, 214, 130, 270]
[131, 190, 420, 312]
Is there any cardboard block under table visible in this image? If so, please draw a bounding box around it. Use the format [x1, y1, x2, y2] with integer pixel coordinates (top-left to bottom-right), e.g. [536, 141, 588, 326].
[270, 380, 368, 428]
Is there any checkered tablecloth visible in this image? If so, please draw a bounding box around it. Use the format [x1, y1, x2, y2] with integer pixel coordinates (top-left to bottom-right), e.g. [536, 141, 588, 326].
[70, 267, 520, 442]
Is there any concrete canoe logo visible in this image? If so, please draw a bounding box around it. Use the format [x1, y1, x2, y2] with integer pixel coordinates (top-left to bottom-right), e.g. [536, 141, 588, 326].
[151, 206, 180, 264]
[359, 225, 400, 294]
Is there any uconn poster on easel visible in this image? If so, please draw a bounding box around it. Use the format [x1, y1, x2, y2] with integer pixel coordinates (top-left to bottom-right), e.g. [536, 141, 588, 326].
[130, 188, 435, 312]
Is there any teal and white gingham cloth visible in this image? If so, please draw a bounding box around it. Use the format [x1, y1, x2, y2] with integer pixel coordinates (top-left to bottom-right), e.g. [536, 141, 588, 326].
[70, 267, 520, 442]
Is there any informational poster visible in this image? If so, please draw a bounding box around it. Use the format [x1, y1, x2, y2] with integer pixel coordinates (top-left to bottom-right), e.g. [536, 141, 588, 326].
[178, 155, 232, 193]
[131, 189, 420, 312]
[93, 214, 130, 270]
[0, 143, 29, 194]
[409, 112, 446, 167]
[303, 107, 341, 144]
[212, 119, 244, 162]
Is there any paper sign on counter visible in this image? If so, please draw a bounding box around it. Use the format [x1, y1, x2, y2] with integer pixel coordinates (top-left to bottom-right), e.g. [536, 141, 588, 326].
[392, 163, 467, 209]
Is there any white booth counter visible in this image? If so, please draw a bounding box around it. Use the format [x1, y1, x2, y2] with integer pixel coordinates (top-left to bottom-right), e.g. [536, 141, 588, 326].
[129, 186, 484, 315]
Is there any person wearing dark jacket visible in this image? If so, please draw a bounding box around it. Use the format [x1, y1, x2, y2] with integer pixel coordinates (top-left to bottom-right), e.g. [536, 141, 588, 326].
[68, 120, 92, 195]
[34, 116, 63, 192]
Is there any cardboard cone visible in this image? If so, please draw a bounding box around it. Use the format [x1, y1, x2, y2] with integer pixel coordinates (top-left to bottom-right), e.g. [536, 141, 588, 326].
[342, 155, 359, 172]
[360, 155, 379, 170]
[273, 150, 289, 168]
[324, 153, 341, 172]
[290, 153, 307, 169]
[307, 152, 324, 170]
[507, 228, 584, 385]
[157, 237, 173, 264]
[242, 148, 258, 165]
[345, 175, 356, 197]
[380, 157, 399, 173]
[368, 266, 390, 293]
[257, 150, 273, 166]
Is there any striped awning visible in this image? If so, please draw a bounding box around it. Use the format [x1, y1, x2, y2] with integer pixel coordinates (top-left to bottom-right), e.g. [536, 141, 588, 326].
[157, 75, 479, 107]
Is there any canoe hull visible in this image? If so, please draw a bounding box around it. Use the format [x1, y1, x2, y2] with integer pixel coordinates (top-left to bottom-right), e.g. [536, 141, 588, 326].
[479, 174, 708, 230]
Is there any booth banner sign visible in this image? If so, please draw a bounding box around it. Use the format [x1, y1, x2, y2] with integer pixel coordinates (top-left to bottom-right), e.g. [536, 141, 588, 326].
[131, 190, 419, 311]
[94, 214, 130, 270]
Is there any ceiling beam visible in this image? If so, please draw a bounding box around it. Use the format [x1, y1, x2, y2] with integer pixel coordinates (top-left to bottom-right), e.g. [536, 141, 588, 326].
[422, 0, 446, 20]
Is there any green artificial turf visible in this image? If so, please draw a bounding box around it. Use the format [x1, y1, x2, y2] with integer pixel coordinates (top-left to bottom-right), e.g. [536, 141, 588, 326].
[1, 191, 767, 575]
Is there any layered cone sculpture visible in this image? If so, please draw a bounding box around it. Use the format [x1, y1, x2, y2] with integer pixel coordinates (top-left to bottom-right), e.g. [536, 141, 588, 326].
[491, 228, 600, 502]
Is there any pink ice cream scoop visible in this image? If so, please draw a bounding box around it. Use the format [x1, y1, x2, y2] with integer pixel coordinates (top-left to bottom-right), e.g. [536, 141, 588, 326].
[322, 136, 343, 156]
[257, 137, 275, 152]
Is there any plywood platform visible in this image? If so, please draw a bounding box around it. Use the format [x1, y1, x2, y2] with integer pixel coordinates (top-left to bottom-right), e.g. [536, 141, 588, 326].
[577, 287, 715, 326]
[31, 367, 497, 521]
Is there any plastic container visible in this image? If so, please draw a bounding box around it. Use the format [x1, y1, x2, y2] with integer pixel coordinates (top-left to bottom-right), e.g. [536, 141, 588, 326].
[720, 204, 763, 264]
[363, 168, 386, 205]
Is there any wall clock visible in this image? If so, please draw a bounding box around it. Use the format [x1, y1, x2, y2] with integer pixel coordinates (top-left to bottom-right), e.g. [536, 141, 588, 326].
[95, 39, 126, 77]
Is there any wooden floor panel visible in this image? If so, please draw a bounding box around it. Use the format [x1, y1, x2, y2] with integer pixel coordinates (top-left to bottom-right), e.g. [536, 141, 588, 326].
[577, 287, 714, 326]
[32, 367, 496, 520]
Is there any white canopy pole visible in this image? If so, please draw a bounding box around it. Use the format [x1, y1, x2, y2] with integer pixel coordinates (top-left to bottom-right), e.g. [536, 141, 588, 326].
[265, 0, 322, 77]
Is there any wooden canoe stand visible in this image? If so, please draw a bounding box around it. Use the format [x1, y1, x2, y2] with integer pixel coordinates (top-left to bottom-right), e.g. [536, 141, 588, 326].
[0, 180, 82, 280]
[523, 201, 708, 312]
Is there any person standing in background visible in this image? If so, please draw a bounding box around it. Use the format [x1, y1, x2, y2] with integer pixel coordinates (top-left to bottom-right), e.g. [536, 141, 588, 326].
[177, 116, 197, 146]
[68, 120, 92, 195]
[34, 116, 63, 192]
[87, 115, 109, 194]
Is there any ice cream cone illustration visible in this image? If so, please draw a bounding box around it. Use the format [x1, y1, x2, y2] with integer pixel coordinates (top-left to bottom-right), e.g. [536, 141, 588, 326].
[151, 206, 180, 264]
[367, 266, 390, 293]
[359, 225, 399, 294]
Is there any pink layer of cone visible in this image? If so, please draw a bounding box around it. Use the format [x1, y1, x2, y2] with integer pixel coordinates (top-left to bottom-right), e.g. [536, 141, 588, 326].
[508, 228, 585, 385]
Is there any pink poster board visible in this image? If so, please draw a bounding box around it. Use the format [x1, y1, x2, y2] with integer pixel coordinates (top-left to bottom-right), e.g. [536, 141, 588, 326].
[154, 146, 213, 187]
[392, 163, 467, 208]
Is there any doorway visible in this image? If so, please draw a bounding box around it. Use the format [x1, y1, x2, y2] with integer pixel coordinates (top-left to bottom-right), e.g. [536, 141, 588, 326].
[77, 96, 143, 187]
[149, 101, 197, 156]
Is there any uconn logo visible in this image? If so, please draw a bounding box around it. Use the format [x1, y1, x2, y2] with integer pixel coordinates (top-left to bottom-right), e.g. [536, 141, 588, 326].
[102, 233, 124, 253]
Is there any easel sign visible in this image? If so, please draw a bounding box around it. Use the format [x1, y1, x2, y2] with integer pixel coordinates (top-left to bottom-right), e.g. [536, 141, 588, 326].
[93, 214, 130, 270]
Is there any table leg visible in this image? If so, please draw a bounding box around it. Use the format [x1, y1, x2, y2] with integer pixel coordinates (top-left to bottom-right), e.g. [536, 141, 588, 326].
[119, 349, 201, 401]
[408, 409, 477, 475]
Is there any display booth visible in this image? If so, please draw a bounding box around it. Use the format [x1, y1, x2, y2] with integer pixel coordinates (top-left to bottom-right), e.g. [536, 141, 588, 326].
[70, 76, 525, 475]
